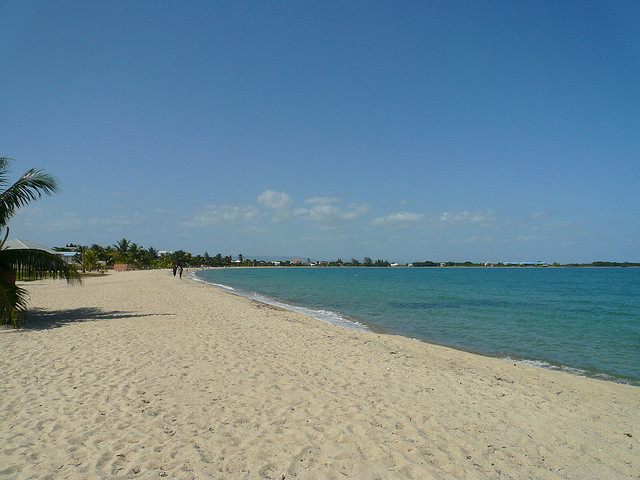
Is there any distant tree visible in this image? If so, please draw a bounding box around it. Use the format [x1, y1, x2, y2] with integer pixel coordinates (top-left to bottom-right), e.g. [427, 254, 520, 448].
[83, 249, 100, 272]
[413, 261, 438, 267]
[147, 247, 158, 260]
[114, 238, 130, 255]
[351, 258, 360, 267]
[363, 257, 373, 266]
[171, 250, 188, 267]
[77, 245, 88, 273]
[113, 238, 131, 264]
[90, 243, 109, 262]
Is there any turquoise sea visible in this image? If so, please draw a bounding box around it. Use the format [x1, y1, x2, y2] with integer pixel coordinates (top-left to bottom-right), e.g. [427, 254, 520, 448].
[194, 267, 640, 386]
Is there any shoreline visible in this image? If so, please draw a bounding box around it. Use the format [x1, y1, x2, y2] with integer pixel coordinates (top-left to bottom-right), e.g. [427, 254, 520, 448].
[192, 269, 639, 388]
[2, 269, 638, 479]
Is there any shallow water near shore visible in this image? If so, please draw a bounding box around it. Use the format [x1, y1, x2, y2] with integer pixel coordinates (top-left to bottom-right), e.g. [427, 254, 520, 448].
[195, 267, 640, 385]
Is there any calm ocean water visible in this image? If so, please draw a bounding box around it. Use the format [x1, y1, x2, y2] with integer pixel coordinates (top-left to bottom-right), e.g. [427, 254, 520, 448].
[194, 267, 640, 385]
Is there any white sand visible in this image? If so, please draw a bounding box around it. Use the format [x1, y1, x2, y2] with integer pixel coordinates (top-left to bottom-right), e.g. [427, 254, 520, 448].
[1, 269, 638, 479]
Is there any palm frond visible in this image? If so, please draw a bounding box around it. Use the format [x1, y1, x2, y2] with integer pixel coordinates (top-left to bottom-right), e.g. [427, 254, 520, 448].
[0, 249, 81, 282]
[0, 169, 59, 226]
[0, 279, 28, 328]
[0, 157, 12, 189]
[0, 227, 9, 249]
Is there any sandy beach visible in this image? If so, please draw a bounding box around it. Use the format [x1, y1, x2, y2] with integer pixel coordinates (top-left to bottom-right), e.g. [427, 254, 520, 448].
[1, 269, 638, 479]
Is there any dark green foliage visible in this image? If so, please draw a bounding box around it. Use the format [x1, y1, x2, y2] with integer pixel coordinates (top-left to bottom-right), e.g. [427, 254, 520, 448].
[0, 157, 80, 328]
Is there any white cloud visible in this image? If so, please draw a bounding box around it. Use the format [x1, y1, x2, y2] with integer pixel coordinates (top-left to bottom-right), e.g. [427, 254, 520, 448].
[293, 201, 369, 223]
[258, 190, 292, 210]
[370, 212, 427, 228]
[184, 205, 259, 227]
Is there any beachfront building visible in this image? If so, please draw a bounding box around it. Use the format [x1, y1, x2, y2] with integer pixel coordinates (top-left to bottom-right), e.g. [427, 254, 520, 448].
[4, 239, 76, 264]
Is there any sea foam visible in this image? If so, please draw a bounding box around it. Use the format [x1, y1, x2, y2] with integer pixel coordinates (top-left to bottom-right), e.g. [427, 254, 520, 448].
[190, 272, 369, 332]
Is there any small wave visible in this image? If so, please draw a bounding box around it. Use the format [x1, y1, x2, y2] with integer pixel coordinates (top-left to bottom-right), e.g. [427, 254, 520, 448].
[192, 272, 368, 332]
[503, 356, 636, 385]
[505, 356, 587, 375]
[189, 272, 236, 291]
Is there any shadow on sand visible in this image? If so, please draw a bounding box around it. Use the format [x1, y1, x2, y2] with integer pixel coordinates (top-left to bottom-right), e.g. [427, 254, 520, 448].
[23, 307, 174, 330]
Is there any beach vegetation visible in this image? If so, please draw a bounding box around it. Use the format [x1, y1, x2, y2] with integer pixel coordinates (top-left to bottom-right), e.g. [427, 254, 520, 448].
[170, 250, 190, 267]
[0, 157, 80, 328]
[82, 249, 101, 272]
[113, 238, 132, 264]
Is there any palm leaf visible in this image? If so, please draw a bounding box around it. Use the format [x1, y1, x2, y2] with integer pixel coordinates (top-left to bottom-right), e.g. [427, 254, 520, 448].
[0, 168, 59, 227]
[0, 248, 81, 282]
[0, 279, 28, 328]
[0, 157, 11, 188]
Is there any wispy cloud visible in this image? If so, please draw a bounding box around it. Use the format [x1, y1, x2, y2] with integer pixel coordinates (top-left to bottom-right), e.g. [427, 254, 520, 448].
[439, 210, 497, 226]
[184, 205, 259, 227]
[370, 210, 497, 229]
[293, 200, 369, 223]
[304, 197, 341, 205]
[89, 212, 148, 228]
[369, 212, 427, 228]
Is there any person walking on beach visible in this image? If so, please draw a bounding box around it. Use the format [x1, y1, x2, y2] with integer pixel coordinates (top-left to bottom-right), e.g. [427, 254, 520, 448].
[172, 265, 177, 277]
[178, 265, 183, 278]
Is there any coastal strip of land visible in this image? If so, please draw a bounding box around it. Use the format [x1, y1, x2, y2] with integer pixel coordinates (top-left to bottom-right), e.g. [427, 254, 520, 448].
[1, 269, 638, 479]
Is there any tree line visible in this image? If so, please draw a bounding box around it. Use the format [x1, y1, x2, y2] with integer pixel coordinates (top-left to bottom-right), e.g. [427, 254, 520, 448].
[58, 240, 407, 272]
[56, 239, 241, 272]
[57, 240, 640, 273]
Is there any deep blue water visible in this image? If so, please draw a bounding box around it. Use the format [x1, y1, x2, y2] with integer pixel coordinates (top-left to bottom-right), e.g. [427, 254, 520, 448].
[194, 267, 640, 385]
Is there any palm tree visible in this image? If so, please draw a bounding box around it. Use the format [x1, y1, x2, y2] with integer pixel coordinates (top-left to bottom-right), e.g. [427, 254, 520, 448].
[113, 238, 131, 264]
[0, 157, 80, 328]
[147, 247, 158, 260]
[171, 250, 188, 267]
[90, 243, 109, 263]
[77, 245, 88, 273]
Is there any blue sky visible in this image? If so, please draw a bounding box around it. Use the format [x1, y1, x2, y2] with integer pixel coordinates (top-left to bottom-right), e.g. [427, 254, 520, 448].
[1, 1, 638, 263]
